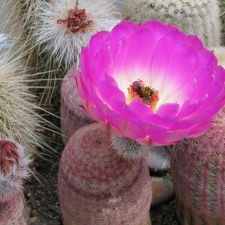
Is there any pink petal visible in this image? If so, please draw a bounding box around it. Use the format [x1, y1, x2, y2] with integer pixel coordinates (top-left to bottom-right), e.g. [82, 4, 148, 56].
[110, 20, 138, 43]
[128, 99, 154, 116]
[158, 43, 201, 98]
[178, 101, 201, 118]
[108, 21, 139, 77]
[124, 27, 158, 81]
[197, 49, 217, 68]
[186, 35, 204, 50]
[142, 20, 177, 39]
[110, 97, 147, 121]
[185, 68, 214, 101]
[150, 30, 189, 89]
[146, 113, 180, 128]
[98, 75, 126, 104]
[156, 103, 180, 116]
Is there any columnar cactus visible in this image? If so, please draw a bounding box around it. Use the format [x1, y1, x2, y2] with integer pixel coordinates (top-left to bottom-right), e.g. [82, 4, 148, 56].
[60, 65, 94, 143]
[0, 139, 31, 225]
[125, 0, 221, 48]
[171, 106, 225, 225]
[58, 123, 152, 225]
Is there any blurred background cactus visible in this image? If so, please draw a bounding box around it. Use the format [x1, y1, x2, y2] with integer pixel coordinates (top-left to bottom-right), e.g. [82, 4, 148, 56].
[58, 123, 152, 225]
[171, 106, 225, 225]
[0, 139, 31, 225]
[220, 0, 225, 44]
[124, 0, 221, 48]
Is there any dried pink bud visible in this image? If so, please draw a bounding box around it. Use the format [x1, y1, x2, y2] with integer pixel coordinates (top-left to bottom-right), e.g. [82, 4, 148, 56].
[0, 140, 19, 175]
[0, 140, 31, 224]
[57, 0, 92, 32]
[0, 139, 31, 202]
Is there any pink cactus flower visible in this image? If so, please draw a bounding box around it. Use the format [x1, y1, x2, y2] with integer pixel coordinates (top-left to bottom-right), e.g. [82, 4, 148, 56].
[76, 20, 225, 146]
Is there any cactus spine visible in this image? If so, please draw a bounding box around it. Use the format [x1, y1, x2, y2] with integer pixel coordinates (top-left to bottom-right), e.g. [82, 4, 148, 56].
[0, 139, 31, 225]
[171, 106, 225, 225]
[125, 0, 221, 48]
[58, 123, 152, 225]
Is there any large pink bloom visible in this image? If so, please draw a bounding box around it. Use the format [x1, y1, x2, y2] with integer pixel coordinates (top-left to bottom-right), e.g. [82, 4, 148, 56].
[76, 20, 225, 146]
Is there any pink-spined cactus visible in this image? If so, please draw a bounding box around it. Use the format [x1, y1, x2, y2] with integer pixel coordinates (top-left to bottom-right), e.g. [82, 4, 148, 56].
[171, 106, 225, 225]
[58, 123, 152, 225]
[60, 65, 94, 143]
[0, 139, 31, 225]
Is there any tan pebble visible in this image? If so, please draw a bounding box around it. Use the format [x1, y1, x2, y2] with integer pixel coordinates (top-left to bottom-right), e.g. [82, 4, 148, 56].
[146, 146, 171, 172]
[30, 217, 40, 224]
[151, 177, 175, 208]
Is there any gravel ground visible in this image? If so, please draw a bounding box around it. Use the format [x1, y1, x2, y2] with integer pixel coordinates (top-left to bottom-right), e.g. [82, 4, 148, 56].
[25, 135, 181, 225]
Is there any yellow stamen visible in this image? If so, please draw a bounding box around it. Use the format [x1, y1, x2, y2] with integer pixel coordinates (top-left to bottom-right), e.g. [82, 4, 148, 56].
[127, 79, 159, 112]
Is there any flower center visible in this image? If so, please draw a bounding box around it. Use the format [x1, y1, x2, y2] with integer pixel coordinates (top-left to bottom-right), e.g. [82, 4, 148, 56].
[57, 0, 92, 33]
[127, 79, 159, 111]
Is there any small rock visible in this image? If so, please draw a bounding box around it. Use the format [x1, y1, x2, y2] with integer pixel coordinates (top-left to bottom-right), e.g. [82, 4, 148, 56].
[146, 146, 171, 172]
[30, 217, 40, 225]
[151, 177, 175, 208]
[44, 219, 60, 225]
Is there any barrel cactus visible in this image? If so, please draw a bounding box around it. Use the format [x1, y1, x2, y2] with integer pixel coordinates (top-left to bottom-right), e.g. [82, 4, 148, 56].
[58, 123, 152, 225]
[171, 106, 225, 225]
[0, 139, 31, 225]
[124, 0, 221, 48]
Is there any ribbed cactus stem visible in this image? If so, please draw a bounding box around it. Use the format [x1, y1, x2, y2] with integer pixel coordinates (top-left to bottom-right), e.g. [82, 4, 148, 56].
[58, 123, 152, 225]
[171, 106, 225, 225]
[0, 139, 31, 225]
[60, 65, 94, 143]
[125, 0, 221, 48]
